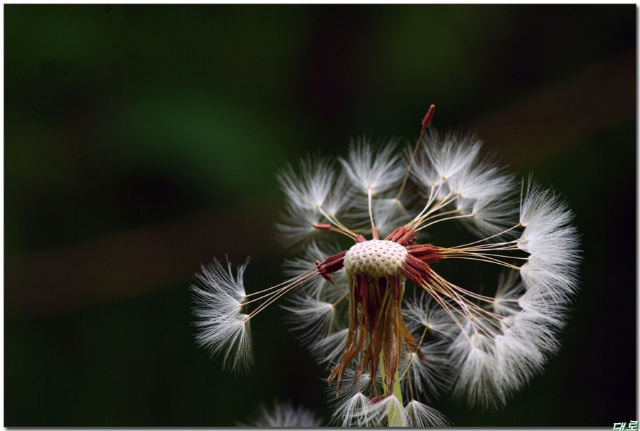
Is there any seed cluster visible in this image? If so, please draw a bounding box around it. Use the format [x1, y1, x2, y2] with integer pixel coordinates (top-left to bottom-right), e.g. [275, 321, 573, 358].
[344, 239, 408, 278]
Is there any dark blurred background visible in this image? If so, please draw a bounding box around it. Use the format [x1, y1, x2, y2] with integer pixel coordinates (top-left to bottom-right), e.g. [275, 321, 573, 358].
[4, 4, 636, 427]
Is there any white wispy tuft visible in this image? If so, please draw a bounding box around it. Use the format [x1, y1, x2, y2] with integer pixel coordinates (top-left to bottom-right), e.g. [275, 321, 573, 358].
[281, 241, 349, 359]
[405, 399, 450, 427]
[329, 363, 384, 401]
[492, 274, 558, 397]
[518, 181, 581, 302]
[441, 179, 578, 411]
[275, 157, 352, 248]
[457, 194, 518, 237]
[275, 206, 324, 249]
[240, 401, 323, 427]
[282, 241, 346, 299]
[402, 295, 456, 400]
[410, 129, 518, 235]
[449, 317, 508, 409]
[492, 270, 524, 316]
[282, 294, 341, 345]
[449, 264, 575, 409]
[277, 156, 352, 215]
[310, 328, 349, 365]
[332, 391, 371, 427]
[278, 157, 336, 211]
[448, 155, 515, 203]
[402, 341, 452, 401]
[404, 293, 458, 339]
[191, 259, 253, 373]
[336, 394, 411, 427]
[411, 129, 482, 197]
[340, 138, 406, 197]
[377, 394, 409, 427]
[328, 366, 382, 426]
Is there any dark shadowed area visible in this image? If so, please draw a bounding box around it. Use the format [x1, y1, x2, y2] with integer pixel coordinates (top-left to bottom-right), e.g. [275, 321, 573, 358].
[4, 4, 636, 427]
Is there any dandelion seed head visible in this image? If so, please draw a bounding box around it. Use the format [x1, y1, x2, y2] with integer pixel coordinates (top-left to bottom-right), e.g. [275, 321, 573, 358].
[192, 107, 581, 425]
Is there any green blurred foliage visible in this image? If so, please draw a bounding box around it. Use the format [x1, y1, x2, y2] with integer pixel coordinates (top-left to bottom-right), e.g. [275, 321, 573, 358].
[4, 4, 636, 427]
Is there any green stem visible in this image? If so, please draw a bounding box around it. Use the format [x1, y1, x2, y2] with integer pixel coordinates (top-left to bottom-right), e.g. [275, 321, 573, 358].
[380, 354, 405, 427]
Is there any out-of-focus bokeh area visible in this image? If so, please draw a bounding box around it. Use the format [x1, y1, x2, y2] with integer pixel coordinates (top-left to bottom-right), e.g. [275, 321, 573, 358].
[4, 4, 636, 427]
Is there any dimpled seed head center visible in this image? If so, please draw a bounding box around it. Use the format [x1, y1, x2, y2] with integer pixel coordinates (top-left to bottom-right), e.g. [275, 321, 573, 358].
[344, 240, 408, 278]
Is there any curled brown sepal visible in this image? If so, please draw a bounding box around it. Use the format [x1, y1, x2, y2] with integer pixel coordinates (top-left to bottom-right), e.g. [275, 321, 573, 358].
[406, 244, 442, 265]
[316, 251, 347, 285]
[385, 226, 418, 246]
[399, 254, 433, 286]
[354, 234, 367, 243]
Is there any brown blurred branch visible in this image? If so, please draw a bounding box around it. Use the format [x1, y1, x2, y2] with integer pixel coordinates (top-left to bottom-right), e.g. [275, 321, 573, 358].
[472, 50, 635, 168]
[5, 194, 282, 318]
[6, 51, 634, 318]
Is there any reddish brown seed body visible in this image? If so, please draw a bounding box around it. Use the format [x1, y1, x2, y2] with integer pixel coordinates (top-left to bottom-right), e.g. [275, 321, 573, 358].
[421, 104, 436, 131]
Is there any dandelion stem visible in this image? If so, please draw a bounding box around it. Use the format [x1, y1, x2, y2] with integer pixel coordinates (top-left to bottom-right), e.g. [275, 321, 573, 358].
[380, 353, 405, 427]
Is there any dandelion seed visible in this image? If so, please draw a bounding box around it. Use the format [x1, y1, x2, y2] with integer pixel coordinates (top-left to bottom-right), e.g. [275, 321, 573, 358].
[332, 391, 371, 427]
[191, 259, 253, 373]
[405, 399, 450, 427]
[192, 106, 580, 426]
[239, 401, 322, 427]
